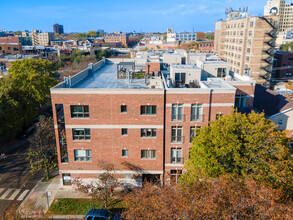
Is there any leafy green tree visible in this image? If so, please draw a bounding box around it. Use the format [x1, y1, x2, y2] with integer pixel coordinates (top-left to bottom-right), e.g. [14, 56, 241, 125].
[7, 58, 58, 105]
[94, 49, 111, 60]
[183, 111, 293, 194]
[0, 58, 58, 139]
[70, 50, 86, 63]
[280, 41, 293, 52]
[13, 31, 22, 35]
[205, 33, 214, 40]
[27, 117, 58, 181]
[87, 31, 98, 38]
[56, 53, 68, 68]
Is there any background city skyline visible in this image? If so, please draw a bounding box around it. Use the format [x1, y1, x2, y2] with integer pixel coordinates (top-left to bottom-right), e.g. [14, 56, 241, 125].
[2, 0, 268, 33]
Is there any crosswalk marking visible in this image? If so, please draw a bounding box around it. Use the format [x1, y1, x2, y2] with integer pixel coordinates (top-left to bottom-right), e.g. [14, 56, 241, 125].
[8, 189, 21, 200]
[0, 188, 12, 200]
[17, 189, 29, 201]
[0, 188, 30, 201]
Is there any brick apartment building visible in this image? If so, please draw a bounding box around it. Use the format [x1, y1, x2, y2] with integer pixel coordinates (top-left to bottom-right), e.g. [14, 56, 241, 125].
[51, 56, 255, 186]
[0, 43, 22, 55]
[214, 9, 278, 85]
[197, 40, 214, 53]
[105, 33, 129, 46]
[0, 36, 32, 45]
[273, 51, 293, 80]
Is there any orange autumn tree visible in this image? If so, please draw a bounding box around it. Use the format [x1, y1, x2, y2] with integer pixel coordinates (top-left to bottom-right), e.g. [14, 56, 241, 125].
[123, 177, 293, 219]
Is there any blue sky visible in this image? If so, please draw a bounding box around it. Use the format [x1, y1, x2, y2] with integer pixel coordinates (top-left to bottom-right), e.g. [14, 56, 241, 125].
[1, 0, 268, 33]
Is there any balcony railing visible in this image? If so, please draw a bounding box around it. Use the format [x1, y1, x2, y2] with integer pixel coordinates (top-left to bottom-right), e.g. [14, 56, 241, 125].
[171, 114, 185, 122]
[190, 114, 204, 122]
[171, 157, 184, 164]
[171, 136, 184, 143]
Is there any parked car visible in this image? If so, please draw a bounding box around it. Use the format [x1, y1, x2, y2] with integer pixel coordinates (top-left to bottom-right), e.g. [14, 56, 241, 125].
[85, 209, 121, 220]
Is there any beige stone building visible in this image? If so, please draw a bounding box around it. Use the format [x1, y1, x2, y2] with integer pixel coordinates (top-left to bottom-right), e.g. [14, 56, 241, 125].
[214, 10, 278, 85]
[22, 30, 55, 46]
[264, 0, 293, 32]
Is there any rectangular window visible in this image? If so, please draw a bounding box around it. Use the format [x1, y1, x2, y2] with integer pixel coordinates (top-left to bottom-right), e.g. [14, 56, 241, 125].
[72, 128, 91, 140]
[172, 104, 183, 121]
[235, 95, 247, 109]
[190, 126, 197, 143]
[171, 126, 183, 143]
[70, 105, 89, 118]
[121, 105, 127, 113]
[141, 128, 157, 138]
[74, 150, 92, 161]
[171, 148, 183, 164]
[141, 150, 157, 159]
[140, 105, 157, 115]
[217, 68, 227, 77]
[122, 128, 128, 136]
[216, 114, 223, 120]
[122, 149, 128, 157]
[191, 104, 203, 122]
[170, 170, 182, 184]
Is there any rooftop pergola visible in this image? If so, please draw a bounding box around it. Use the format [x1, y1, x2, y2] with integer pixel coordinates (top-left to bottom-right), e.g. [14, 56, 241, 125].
[117, 62, 135, 72]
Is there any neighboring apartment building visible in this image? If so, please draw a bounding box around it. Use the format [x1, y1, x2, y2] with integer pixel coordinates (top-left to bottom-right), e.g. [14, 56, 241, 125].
[105, 33, 129, 46]
[254, 83, 293, 137]
[214, 9, 278, 85]
[0, 36, 32, 45]
[167, 29, 197, 43]
[50, 56, 255, 186]
[197, 40, 214, 53]
[273, 51, 293, 79]
[0, 43, 22, 55]
[22, 30, 55, 46]
[53, 24, 64, 35]
[264, 0, 293, 32]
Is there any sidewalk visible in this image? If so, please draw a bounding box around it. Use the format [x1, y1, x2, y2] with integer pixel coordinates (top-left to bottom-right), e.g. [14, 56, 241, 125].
[18, 176, 90, 219]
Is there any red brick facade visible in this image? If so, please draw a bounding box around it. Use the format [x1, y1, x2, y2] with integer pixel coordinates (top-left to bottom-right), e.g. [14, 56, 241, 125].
[52, 83, 255, 185]
[146, 62, 161, 75]
[105, 34, 129, 46]
[51, 60, 256, 186]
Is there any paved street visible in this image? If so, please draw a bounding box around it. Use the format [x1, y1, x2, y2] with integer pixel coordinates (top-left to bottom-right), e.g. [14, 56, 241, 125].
[0, 139, 43, 216]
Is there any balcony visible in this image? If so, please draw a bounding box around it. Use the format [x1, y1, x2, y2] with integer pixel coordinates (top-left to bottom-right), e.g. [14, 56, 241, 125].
[171, 136, 184, 143]
[171, 157, 184, 164]
[190, 114, 204, 122]
[171, 114, 185, 122]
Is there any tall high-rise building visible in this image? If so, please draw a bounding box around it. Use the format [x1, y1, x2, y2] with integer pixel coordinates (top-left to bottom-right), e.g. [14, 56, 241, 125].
[264, 0, 293, 32]
[214, 9, 278, 85]
[53, 24, 64, 35]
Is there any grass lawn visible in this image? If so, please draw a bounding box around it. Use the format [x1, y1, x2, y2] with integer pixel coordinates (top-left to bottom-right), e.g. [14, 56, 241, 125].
[48, 198, 124, 215]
